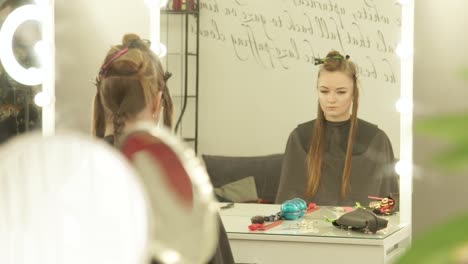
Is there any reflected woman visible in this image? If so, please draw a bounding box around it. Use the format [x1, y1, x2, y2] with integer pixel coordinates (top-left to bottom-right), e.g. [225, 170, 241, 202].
[275, 50, 399, 207]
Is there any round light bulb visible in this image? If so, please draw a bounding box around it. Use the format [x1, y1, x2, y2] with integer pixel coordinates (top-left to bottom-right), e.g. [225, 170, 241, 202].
[395, 160, 412, 177]
[34, 40, 46, 54]
[395, 98, 413, 114]
[160, 250, 181, 264]
[151, 42, 167, 58]
[396, 43, 412, 59]
[34, 91, 52, 107]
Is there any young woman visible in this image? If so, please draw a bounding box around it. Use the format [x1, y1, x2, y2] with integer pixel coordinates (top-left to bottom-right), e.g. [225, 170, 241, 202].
[92, 33, 234, 264]
[275, 50, 399, 207]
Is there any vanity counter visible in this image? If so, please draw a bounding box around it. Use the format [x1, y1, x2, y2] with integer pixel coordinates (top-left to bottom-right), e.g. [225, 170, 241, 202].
[219, 203, 410, 264]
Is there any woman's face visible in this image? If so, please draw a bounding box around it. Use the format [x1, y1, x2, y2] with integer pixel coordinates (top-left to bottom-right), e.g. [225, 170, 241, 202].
[317, 70, 354, 122]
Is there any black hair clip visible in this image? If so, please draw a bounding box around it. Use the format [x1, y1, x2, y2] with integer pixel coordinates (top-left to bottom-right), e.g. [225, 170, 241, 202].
[127, 39, 151, 49]
[128, 39, 139, 49]
[163, 71, 172, 81]
[314, 54, 350, 66]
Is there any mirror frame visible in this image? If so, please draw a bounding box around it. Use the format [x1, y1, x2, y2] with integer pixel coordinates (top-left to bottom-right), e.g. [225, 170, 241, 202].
[398, 0, 414, 230]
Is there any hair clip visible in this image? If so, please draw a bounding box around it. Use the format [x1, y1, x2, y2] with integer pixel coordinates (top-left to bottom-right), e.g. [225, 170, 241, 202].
[163, 71, 172, 81]
[129, 39, 151, 49]
[99, 47, 130, 78]
[142, 39, 151, 47]
[314, 58, 325, 66]
[314, 54, 350, 66]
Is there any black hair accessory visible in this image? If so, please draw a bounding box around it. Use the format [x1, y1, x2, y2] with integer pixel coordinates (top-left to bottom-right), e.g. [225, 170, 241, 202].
[163, 71, 172, 81]
[314, 54, 351, 66]
[331, 208, 388, 234]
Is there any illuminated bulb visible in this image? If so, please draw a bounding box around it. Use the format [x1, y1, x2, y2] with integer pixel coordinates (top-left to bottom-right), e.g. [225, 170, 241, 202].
[144, 0, 169, 8]
[34, 91, 52, 107]
[395, 98, 413, 114]
[34, 40, 46, 54]
[160, 250, 181, 264]
[395, 160, 412, 177]
[151, 43, 167, 58]
[396, 43, 412, 59]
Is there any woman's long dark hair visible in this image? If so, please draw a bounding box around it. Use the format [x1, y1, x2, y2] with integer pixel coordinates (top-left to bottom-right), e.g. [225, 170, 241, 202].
[306, 50, 359, 198]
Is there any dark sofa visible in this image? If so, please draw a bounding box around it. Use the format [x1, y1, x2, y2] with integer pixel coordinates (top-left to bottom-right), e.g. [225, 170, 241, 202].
[202, 154, 284, 203]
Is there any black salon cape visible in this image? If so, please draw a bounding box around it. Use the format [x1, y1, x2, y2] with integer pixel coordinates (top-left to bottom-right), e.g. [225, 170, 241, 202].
[275, 119, 399, 206]
[104, 135, 234, 264]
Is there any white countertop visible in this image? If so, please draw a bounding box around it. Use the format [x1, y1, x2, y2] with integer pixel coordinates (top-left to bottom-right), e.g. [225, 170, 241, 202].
[219, 203, 408, 245]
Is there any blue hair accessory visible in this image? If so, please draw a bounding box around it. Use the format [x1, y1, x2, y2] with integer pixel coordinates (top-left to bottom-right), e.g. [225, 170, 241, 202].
[250, 198, 310, 224]
[281, 198, 307, 220]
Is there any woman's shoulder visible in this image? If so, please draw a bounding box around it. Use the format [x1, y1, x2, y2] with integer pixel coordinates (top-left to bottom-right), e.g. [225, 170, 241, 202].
[290, 120, 315, 152]
[296, 119, 315, 134]
[355, 119, 392, 153]
[356, 118, 389, 138]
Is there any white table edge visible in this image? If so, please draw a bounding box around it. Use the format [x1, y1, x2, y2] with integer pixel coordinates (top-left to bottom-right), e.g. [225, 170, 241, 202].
[226, 224, 411, 247]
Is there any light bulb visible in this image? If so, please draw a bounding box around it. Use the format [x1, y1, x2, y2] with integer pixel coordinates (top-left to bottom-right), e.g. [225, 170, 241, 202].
[151, 43, 167, 58]
[395, 160, 412, 177]
[396, 43, 412, 59]
[160, 250, 181, 264]
[395, 98, 413, 114]
[34, 91, 52, 107]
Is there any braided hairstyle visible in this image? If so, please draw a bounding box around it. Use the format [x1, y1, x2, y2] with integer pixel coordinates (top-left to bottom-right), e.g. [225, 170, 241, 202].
[92, 33, 173, 143]
[306, 50, 359, 198]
